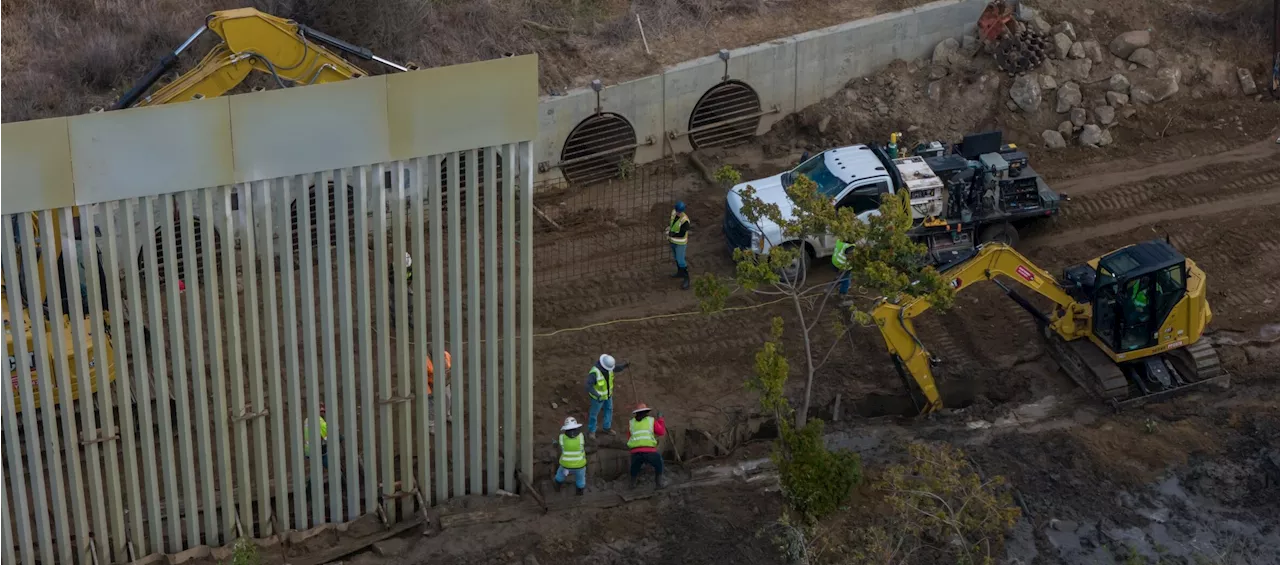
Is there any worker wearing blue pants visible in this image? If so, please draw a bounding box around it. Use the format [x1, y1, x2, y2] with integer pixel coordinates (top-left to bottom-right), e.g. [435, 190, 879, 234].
[669, 201, 691, 290]
[585, 354, 629, 438]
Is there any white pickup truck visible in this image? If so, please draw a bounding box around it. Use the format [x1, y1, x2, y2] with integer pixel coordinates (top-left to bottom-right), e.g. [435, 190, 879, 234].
[722, 132, 1062, 284]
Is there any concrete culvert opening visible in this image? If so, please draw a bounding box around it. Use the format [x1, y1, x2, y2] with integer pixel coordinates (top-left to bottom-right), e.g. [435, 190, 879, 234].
[138, 218, 221, 286]
[688, 80, 761, 149]
[559, 112, 637, 185]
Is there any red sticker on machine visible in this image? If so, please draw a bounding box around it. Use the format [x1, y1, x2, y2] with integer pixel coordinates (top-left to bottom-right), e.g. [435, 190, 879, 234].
[1016, 265, 1035, 282]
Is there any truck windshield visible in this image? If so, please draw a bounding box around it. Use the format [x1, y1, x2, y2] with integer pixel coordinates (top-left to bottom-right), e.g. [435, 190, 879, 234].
[787, 154, 845, 197]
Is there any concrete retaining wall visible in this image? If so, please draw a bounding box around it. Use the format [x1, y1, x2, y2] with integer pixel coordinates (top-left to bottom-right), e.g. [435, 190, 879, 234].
[533, 0, 985, 183]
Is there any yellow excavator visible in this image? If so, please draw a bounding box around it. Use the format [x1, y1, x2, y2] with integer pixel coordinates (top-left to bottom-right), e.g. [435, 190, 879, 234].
[873, 240, 1223, 414]
[6, 8, 406, 414]
[113, 7, 411, 109]
[5, 212, 116, 413]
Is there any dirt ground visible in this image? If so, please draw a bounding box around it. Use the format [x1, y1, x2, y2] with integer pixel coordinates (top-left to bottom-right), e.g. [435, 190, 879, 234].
[363, 0, 1280, 562]
[7, 0, 1280, 562]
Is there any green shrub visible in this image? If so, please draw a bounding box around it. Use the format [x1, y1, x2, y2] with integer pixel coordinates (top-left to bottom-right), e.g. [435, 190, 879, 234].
[775, 418, 862, 520]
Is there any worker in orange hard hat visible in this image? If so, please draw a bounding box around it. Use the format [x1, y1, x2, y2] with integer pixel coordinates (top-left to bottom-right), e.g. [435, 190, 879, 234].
[426, 351, 453, 428]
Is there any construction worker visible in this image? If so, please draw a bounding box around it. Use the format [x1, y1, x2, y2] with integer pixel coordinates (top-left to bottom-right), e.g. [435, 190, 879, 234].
[668, 201, 691, 290]
[426, 351, 453, 427]
[553, 416, 588, 495]
[627, 403, 667, 489]
[584, 354, 629, 438]
[832, 239, 852, 296]
[303, 402, 329, 468]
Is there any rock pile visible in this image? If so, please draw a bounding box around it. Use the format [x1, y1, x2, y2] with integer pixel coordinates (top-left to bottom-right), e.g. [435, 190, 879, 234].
[957, 5, 1262, 150]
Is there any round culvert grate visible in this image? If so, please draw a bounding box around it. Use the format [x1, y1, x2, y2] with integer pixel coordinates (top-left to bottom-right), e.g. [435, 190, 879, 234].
[688, 80, 761, 149]
[292, 182, 357, 253]
[559, 113, 637, 185]
[138, 217, 221, 285]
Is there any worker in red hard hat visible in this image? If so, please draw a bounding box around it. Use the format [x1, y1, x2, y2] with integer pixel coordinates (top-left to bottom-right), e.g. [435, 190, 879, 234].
[426, 351, 453, 427]
[626, 403, 667, 490]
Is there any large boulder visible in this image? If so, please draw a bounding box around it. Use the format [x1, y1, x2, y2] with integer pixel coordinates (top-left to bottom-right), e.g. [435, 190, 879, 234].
[1060, 58, 1093, 82]
[1080, 40, 1105, 63]
[1095, 105, 1116, 125]
[1052, 22, 1077, 41]
[1128, 48, 1158, 69]
[1079, 124, 1104, 146]
[1109, 30, 1152, 58]
[1042, 130, 1068, 149]
[1058, 120, 1075, 137]
[1070, 107, 1087, 127]
[1130, 68, 1181, 104]
[1056, 81, 1083, 112]
[1238, 68, 1259, 95]
[1009, 74, 1043, 112]
[1108, 73, 1132, 93]
[1053, 33, 1074, 59]
[933, 37, 963, 67]
[1068, 42, 1086, 59]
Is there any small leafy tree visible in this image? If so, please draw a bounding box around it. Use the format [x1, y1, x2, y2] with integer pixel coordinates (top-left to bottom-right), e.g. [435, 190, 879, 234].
[697, 169, 954, 427]
[751, 318, 861, 521]
[847, 443, 1021, 565]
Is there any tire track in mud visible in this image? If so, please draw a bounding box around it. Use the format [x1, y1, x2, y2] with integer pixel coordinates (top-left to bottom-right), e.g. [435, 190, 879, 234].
[1058, 158, 1280, 228]
[1054, 137, 1280, 197]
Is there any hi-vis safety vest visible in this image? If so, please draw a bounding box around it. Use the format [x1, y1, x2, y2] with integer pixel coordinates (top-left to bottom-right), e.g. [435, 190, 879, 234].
[832, 240, 851, 270]
[668, 211, 690, 245]
[304, 417, 328, 456]
[558, 433, 587, 469]
[627, 416, 658, 449]
[590, 366, 614, 400]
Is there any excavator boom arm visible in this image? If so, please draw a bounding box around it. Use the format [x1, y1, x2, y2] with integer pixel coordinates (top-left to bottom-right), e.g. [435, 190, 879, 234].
[115, 8, 400, 109]
[871, 244, 1082, 413]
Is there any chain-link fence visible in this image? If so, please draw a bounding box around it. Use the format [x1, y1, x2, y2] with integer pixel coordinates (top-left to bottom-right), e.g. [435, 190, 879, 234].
[531, 163, 677, 286]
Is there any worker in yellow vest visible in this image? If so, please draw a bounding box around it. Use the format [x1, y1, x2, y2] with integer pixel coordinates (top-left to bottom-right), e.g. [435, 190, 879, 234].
[584, 353, 630, 438]
[832, 239, 852, 296]
[627, 403, 667, 490]
[668, 201, 691, 290]
[303, 402, 329, 468]
[553, 416, 588, 495]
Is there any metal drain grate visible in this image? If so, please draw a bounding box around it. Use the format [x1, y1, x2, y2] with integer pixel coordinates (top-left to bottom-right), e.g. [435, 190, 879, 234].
[688, 80, 761, 149]
[139, 218, 220, 285]
[559, 113, 637, 185]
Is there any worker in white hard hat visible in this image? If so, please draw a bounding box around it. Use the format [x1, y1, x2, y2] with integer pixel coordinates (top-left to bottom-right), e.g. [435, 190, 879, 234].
[553, 416, 588, 495]
[584, 353, 630, 439]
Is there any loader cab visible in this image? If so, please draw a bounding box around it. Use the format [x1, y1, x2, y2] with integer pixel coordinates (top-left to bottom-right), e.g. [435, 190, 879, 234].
[1085, 240, 1187, 353]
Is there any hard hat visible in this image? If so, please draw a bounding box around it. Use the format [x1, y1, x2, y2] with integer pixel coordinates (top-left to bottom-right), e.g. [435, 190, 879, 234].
[404, 252, 413, 269]
[561, 416, 582, 431]
[599, 354, 616, 371]
[632, 403, 651, 414]
[674, 201, 687, 213]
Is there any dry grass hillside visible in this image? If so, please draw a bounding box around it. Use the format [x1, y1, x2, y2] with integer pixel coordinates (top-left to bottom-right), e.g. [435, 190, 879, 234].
[0, 0, 925, 123]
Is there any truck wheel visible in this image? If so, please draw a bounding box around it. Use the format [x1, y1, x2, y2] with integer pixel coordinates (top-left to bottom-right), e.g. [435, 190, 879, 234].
[979, 222, 1019, 247]
[778, 243, 809, 287]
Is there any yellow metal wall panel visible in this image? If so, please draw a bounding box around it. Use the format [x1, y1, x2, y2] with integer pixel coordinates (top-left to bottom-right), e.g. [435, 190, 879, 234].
[1, 118, 75, 214]
[230, 76, 391, 183]
[387, 55, 539, 159]
[68, 99, 235, 204]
